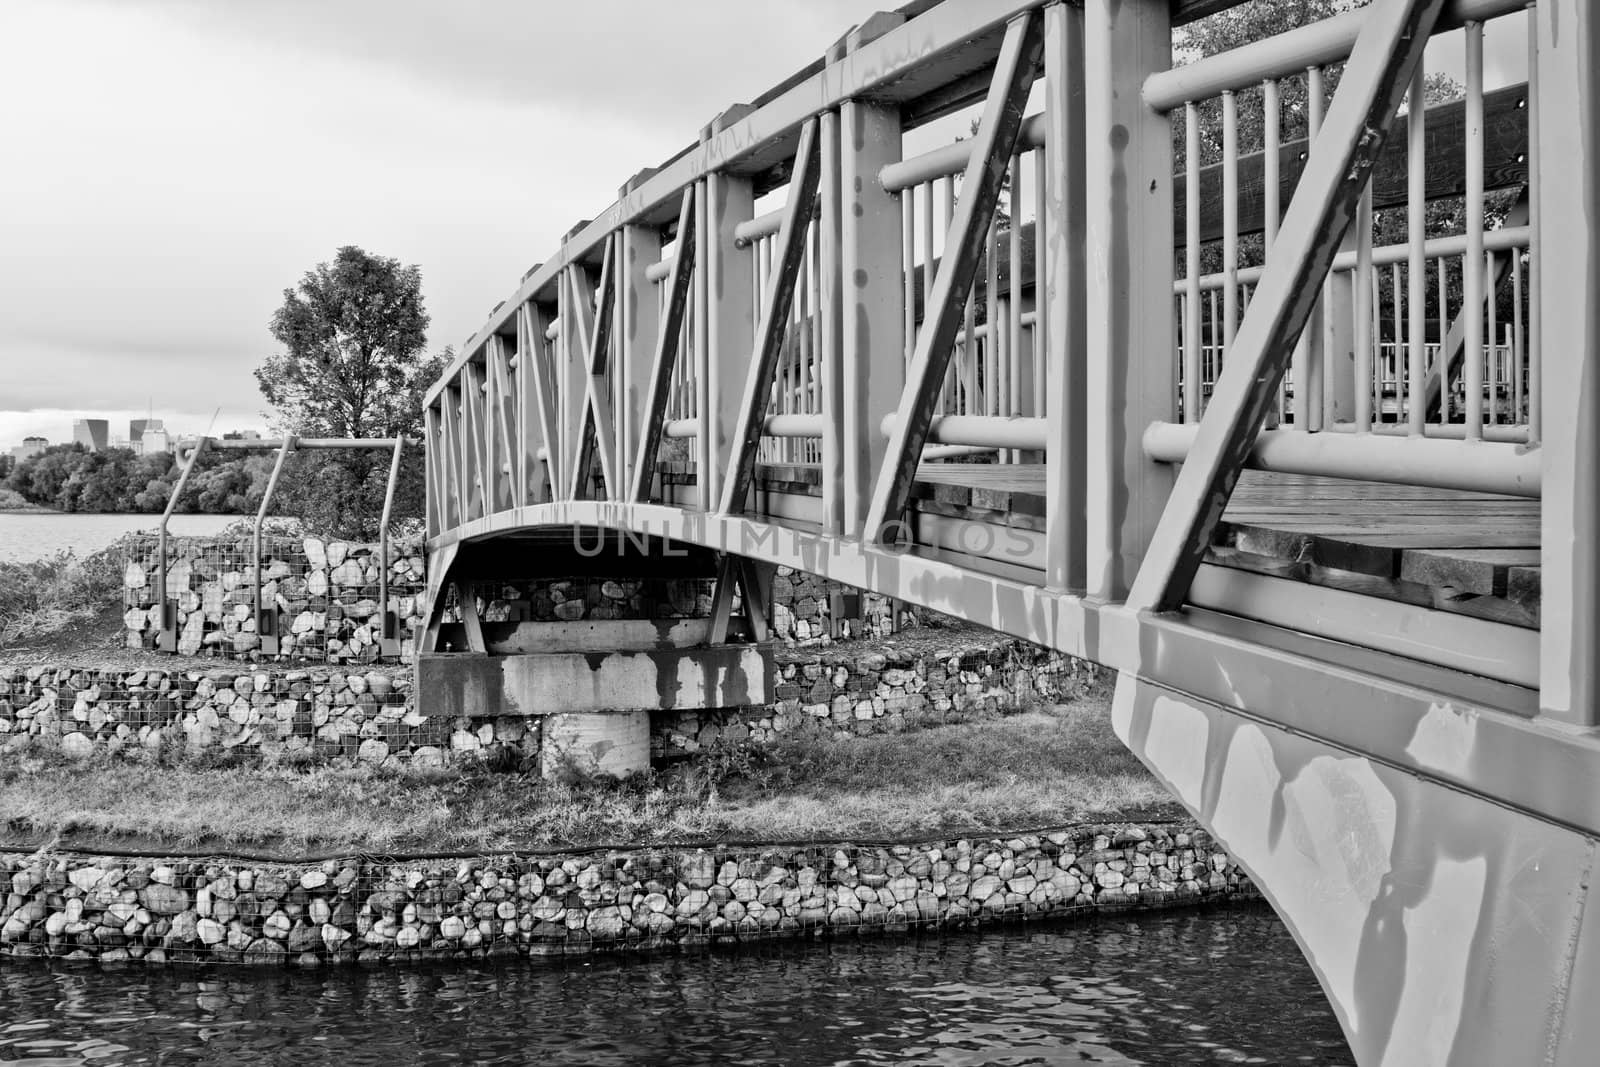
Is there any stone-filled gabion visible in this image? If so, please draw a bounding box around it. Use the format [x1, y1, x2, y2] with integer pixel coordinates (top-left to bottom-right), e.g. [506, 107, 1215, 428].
[0, 826, 1253, 967]
[771, 567, 907, 643]
[3, 635, 1094, 767]
[459, 577, 717, 625]
[121, 535, 426, 664]
[0, 666, 436, 765]
[655, 641, 1097, 756]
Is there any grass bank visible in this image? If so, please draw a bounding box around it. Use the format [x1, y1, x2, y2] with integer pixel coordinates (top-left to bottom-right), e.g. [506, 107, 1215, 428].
[0, 546, 125, 650]
[0, 694, 1173, 855]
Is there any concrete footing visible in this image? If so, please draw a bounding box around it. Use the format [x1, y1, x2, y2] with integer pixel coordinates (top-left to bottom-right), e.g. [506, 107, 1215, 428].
[417, 621, 774, 779]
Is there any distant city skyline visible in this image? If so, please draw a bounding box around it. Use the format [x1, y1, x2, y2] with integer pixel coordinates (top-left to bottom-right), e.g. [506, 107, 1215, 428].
[0, 408, 267, 452]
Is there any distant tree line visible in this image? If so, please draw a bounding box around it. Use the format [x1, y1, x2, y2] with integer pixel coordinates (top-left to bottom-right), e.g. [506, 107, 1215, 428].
[0, 444, 274, 514]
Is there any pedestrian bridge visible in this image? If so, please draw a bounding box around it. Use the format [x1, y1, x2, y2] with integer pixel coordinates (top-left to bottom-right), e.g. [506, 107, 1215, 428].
[419, 1, 1600, 1061]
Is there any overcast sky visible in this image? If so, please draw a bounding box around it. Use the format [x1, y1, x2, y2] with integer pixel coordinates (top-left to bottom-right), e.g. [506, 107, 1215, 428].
[0, 1, 1529, 449]
[0, 0, 888, 446]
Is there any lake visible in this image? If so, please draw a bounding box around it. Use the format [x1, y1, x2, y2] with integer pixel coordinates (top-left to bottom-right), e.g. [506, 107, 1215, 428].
[0, 904, 1351, 1065]
[0, 513, 254, 564]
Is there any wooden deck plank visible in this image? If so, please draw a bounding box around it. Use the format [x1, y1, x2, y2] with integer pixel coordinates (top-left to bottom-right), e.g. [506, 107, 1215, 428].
[731, 460, 1546, 621]
[1399, 548, 1543, 595]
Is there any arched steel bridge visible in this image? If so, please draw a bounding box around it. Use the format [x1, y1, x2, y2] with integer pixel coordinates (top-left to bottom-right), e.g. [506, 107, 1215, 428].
[419, 1, 1600, 1061]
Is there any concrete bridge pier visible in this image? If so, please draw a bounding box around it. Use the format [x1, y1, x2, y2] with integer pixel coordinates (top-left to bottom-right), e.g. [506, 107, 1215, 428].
[1112, 674, 1598, 1066]
[417, 535, 774, 779]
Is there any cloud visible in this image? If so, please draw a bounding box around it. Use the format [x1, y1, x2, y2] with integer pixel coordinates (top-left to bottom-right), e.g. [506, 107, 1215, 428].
[0, 0, 886, 444]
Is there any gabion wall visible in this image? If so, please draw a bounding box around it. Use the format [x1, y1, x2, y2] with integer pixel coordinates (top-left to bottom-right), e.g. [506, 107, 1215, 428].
[2, 637, 1094, 767]
[121, 535, 426, 664]
[0, 825, 1253, 967]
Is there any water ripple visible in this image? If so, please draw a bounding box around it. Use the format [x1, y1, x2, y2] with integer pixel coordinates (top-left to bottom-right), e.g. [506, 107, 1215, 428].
[0, 905, 1350, 1066]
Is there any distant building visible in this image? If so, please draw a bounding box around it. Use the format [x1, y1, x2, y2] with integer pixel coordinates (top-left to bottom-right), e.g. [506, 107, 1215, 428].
[73, 419, 109, 452]
[10, 436, 47, 463]
[222, 429, 263, 441]
[139, 428, 172, 455]
[130, 418, 164, 449]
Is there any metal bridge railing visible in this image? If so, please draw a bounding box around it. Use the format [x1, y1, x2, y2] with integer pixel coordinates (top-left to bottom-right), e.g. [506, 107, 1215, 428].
[420, 0, 1599, 726]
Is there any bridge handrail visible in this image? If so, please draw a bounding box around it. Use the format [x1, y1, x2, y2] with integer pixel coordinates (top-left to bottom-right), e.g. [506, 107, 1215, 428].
[426, 0, 1048, 409]
[1147, 0, 1527, 109]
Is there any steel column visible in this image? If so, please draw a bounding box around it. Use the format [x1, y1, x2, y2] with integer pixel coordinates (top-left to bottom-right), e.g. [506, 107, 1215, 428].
[619, 221, 662, 499]
[840, 101, 905, 537]
[1082, 0, 1175, 601]
[1043, 0, 1087, 593]
[1535, 0, 1600, 727]
[702, 114, 756, 513]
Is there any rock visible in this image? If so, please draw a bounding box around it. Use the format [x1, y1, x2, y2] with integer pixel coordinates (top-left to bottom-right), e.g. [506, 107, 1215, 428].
[68, 868, 104, 893]
[123, 562, 147, 589]
[60, 732, 94, 759]
[440, 916, 466, 940]
[303, 539, 327, 569]
[197, 918, 225, 945]
[588, 906, 626, 940]
[245, 938, 286, 965]
[140, 885, 188, 915]
[677, 853, 716, 890]
[300, 871, 328, 891]
[331, 561, 364, 588]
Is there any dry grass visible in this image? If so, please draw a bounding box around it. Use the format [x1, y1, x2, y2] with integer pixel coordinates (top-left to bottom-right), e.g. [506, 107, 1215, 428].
[0, 547, 126, 649]
[0, 692, 1176, 855]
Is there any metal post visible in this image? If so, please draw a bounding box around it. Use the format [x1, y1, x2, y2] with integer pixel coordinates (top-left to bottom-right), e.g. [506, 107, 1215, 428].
[703, 111, 756, 512]
[1044, 0, 1087, 592]
[155, 435, 210, 651]
[252, 437, 295, 655]
[1082, 0, 1174, 600]
[1536, 0, 1600, 726]
[619, 220, 662, 499]
[378, 437, 404, 654]
[841, 98, 905, 536]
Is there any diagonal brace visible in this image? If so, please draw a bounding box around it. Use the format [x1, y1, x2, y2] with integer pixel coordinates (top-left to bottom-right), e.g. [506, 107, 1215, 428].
[630, 188, 699, 502]
[718, 117, 823, 515]
[863, 11, 1045, 543]
[566, 239, 620, 500]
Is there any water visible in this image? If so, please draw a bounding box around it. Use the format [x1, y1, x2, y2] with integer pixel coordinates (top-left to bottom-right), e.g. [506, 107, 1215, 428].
[0, 906, 1351, 1066]
[0, 514, 249, 564]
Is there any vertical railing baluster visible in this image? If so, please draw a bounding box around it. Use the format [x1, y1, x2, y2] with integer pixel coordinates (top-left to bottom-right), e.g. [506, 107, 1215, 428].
[1033, 147, 1047, 416]
[1527, 1, 1542, 443]
[1221, 90, 1239, 356]
[985, 219, 999, 418]
[1464, 20, 1486, 438]
[1406, 60, 1427, 435]
[1487, 249, 1500, 424]
[1263, 77, 1283, 424]
[1355, 185, 1374, 432]
[1183, 101, 1201, 423]
[1513, 246, 1525, 423]
[1437, 258, 1450, 422]
[1008, 149, 1023, 458]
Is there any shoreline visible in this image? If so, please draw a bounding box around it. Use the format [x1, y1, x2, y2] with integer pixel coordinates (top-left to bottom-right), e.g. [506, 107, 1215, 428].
[0, 822, 1253, 969]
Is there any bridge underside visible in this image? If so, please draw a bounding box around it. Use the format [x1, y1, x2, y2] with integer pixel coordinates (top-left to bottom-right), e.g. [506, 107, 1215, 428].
[425, 502, 1598, 1061]
[1115, 676, 1597, 1067]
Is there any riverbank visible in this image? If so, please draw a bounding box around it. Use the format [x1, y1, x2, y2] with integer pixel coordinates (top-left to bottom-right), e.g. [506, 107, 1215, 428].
[0, 819, 1250, 967]
[0, 694, 1175, 853]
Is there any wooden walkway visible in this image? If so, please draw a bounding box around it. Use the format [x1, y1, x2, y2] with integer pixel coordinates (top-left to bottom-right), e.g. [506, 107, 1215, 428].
[738, 461, 1543, 628]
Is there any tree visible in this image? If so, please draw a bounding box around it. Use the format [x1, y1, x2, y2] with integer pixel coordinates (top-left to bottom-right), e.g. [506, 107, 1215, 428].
[257, 246, 447, 539]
